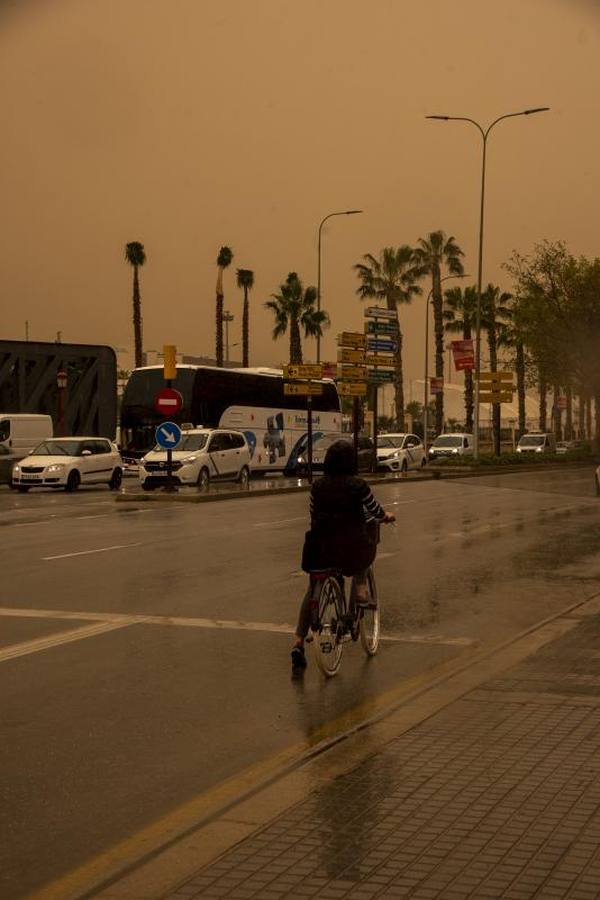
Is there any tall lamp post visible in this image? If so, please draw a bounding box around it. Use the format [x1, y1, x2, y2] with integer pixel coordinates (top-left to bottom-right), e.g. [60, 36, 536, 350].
[316, 209, 363, 363]
[426, 107, 549, 459]
[57, 370, 67, 437]
[423, 273, 468, 454]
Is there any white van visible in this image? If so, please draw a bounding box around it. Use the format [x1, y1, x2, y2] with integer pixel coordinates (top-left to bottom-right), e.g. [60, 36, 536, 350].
[516, 432, 556, 454]
[428, 433, 474, 459]
[0, 414, 53, 483]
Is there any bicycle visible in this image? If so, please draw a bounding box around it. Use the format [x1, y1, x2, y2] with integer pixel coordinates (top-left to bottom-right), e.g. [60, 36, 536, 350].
[306, 523, 381, 677]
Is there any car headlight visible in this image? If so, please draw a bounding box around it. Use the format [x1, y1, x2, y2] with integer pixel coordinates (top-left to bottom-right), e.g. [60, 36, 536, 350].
[536, 447, 542, 453]
[180, 456, 197, 465]
[391, 451, 401, 458]
[46, 464, 65, 473]
[13, 464, 20, 473]
[452, 448, 458, 454]
[297, 456, 305, 464]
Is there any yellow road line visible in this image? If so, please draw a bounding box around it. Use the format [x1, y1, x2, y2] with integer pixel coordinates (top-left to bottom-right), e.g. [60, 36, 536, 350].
[0, 620, 136, 663]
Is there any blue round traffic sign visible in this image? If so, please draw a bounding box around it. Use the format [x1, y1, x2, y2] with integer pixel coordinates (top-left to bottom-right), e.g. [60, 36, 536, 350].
[155, 421, 182, 450]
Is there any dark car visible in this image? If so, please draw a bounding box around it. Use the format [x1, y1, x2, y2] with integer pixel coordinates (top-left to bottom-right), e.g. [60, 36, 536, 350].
[284, 433, 374, 477]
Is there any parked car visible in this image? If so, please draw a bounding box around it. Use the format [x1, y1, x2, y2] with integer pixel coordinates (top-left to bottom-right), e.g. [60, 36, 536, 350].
[284, 433, 374, 476]
[0, 413, 53, 484]
[516, 432, 556, 454]
[556, 440, 582, 454]
[377, 433, 426, 473]
[428, 433, 474, 459]
[12, 437, 123, 492]
[139, 429, 251, 490]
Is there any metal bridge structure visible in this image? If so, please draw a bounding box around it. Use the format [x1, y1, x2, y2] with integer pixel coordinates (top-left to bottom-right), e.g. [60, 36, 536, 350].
[0, 340, 117, 438]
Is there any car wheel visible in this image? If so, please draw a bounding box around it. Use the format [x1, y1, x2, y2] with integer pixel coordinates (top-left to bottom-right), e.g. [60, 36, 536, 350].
[65, 470, 80, 492]
[238, 465, 250, 488]
[109, 468, 123, 490]
[401, 459, 408, 474]
[197, 467, 210, 491]
[17, 485, 30, 493]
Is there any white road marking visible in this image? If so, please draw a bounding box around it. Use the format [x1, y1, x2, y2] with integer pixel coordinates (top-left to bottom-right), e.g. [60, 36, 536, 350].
[0, 606, 474, 648]
[253, 517, 306, 527]
[74, 514, 109, 521]
[42, 543, 140, 561]
[0, 619, 136, 663]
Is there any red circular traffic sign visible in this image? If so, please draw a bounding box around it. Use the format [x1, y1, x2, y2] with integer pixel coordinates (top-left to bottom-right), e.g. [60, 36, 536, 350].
[154, 387, 183, 415]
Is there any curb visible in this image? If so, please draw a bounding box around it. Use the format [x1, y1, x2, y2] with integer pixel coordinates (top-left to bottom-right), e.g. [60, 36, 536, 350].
[115, 461, 596, 504]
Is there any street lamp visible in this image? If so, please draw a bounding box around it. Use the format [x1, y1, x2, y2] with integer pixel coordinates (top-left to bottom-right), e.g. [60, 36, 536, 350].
[316, 209, 363, 363]
[426, 107, 549, 458]
[57, 370, 67, 437]
[422, 273, 468, 455]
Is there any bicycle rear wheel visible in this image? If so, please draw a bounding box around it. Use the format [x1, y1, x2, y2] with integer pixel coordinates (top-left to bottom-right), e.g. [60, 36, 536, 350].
[311, 576, 344, 677]
[360, 567, 380, 656]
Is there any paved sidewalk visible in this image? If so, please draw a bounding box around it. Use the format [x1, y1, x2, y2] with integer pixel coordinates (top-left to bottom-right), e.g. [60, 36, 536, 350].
[166, 615, 600, 900]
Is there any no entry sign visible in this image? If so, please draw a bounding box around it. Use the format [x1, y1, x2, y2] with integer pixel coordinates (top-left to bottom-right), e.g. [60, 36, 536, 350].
[154, 387, 183, 415]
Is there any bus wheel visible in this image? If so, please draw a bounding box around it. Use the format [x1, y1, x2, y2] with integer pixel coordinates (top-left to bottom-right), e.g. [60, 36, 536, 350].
[197, 468, 210, 491]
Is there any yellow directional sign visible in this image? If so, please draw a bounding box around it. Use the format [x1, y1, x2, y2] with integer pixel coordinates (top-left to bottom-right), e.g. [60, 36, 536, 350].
[338, 382, 368, 397]
[283, 382, 323, 396]
[365, 353, 396, 368]
[479, 371, 513, 382]
[337, 331, 366, 349]
[338, 348, 366, 364]
[163, 344, 177, 381]
[337, 364, 367, 380]
[283, 363, 323, 380]
[479, 391, 513, 404]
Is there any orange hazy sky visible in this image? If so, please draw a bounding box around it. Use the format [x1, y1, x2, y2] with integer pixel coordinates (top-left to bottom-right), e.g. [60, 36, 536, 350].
[1, 0, 599, 381]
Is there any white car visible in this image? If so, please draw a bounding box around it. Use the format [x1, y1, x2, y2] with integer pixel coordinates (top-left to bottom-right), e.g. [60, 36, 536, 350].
[139, 428, 251, 490]
[376, 433, 426, 473]
[12, 437, 123, 492]
[428, 433, 474, 459]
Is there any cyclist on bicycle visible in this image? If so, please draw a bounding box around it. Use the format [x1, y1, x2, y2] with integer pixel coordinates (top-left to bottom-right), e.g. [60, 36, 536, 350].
[291, 439, 395, 670]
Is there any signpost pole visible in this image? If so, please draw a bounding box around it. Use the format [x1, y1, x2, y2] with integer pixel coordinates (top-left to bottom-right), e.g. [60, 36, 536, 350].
[307, 392, 313, 484]
[353, 396, 359, 470]
[163, 344, 178, 493]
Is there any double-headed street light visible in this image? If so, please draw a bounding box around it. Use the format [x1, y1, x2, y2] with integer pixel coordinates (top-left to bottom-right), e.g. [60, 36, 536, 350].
[317, 209, 363, 363]
[426, 107, 549, 458]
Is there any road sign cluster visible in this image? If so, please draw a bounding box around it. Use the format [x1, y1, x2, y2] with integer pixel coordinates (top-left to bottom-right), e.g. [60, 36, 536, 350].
[364, 307, 397, 385]
[337, 332, 367, 396]
[478, 371, 513, 404]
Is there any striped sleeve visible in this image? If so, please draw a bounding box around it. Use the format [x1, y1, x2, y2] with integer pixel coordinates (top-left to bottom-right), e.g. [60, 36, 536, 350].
[358, 481, 386, 521]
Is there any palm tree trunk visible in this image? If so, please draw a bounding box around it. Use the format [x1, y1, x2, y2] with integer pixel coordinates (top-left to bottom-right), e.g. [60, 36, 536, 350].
[488, 326, 500, 455]
[565, 385, 573, 440]
[539, 375, 547, 431]
[552, 384, 561, 439]
[216, 267, 224, 367]
[516, 341, 526, 438]
[586, 394, 592, 441]
[395, 327, 405, 430]
[432, 266, 444, 433]
[132, 265, 143, 368]
[578, 390, 585, 438]
[595, 393, 600, 451]
[290, 318, 302, 364]
[242, 287, 249, 367]
[463, 323, 474, 432]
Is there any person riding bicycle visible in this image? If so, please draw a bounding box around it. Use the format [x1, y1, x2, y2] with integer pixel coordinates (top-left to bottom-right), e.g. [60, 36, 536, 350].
[291, 439, 395, 670]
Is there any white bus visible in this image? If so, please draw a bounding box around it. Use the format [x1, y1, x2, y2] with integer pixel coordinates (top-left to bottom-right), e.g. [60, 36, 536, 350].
[120, 365, 342, 474]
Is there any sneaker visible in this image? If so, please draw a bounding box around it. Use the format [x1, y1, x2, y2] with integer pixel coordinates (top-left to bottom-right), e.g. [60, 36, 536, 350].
[291, 645, 307, 670]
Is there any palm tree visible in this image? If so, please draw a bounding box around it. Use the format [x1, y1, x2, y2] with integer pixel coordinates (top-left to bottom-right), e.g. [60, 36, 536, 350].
[354, 247, 421, 430]
[480, 284, 512, 455]
[264, 272, 329, 364]
[236, 268, 254, 367]
[413, 231, 465, 433]
[443, 285, 478, 432]
[215, 246, 233, 367]
[124, 242, 146, 368]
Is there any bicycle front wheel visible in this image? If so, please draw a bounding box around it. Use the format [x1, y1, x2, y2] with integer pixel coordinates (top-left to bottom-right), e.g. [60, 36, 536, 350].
[360, 567, 380, 656]
[312, 576, 344, 677]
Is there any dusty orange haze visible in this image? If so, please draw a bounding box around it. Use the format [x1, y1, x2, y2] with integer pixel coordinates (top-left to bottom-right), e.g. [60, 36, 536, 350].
[1, 0, 599, 400]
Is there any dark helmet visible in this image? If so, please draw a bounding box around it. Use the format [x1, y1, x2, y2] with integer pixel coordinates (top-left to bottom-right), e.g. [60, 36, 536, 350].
[323, 439, 356, 476]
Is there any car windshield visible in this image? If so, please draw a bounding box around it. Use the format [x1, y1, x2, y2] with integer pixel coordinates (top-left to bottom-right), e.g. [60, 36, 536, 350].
[153, 433, 208, 452]
[433, 436, 463, 448]
[31, 440, 83, 456]
[519, 435, 545, 446]
[379, 436, 404, 448]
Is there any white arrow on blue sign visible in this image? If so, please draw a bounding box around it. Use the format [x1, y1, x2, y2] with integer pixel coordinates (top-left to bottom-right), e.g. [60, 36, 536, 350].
[155, 421, 182, 449]
[367, 339, 398, 352]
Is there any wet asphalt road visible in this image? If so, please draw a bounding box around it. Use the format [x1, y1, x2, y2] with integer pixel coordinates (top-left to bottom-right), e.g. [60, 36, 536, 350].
[1, 468, 600, 897]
